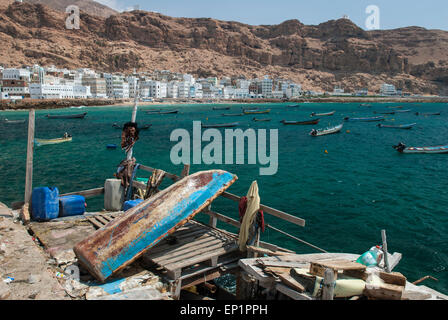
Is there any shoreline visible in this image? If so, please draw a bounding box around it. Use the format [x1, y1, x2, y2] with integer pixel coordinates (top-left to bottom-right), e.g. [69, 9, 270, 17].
[1, 96, 448, 112]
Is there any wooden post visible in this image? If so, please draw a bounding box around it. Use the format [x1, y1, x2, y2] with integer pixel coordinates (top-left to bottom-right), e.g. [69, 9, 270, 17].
[208, 205, 217, 228]
[322, 268, 335, 300]
[24, 109, 35, 204]
[253, 228, 261, 258]
[382, 230, 391, 273]
[181, 164, 190, 178]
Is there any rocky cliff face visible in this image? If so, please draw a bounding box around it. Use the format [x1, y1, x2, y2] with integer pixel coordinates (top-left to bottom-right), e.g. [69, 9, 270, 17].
[1, 2, 447, 94]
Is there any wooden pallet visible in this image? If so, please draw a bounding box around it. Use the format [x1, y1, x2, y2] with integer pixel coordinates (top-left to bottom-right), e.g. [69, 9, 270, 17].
[142, 220, 241, 280]
[84, 212, 122, 229]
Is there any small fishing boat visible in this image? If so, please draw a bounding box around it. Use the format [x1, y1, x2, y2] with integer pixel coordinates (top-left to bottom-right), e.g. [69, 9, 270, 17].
[201, 122, 239, 128]
[2, 118, 26, 124]
[106, 144, 117, 150]
[243, 109, 271, 115]
[344, 116, 385, 122]
[253, 118, 271, 122]
[373, 111, 395, 115]
[359, 103, 372, 107]
[393, 142, 448, 154]
[287, 104, 301, 108]
[140, 124, 152, 130]
[145, 109, 162, 114]
[388, 106, 404, 109]
[222, 113, 244, 117]
[46, 112, 87, 119]
[415, 112, 441, 116]
[35, 136, 72, 146]
[146, 110, 179, 115]
[213, 106, 231, 110]
[377, 123, 416, 129]
[394, 109, 412, 113]
[310, 124, 343, 137]
[73, 170, 237, 282]
[281, 119, 320, 125]
[311, 111, 335, 117]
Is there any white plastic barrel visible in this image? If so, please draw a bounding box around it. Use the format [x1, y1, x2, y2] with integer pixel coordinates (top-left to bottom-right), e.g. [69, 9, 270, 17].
[104, 179, 125, 211]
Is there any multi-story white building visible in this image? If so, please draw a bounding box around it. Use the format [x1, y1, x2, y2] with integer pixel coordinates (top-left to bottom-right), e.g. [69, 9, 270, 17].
[260, 76, 273, 98]
[104, 74, 130, 99]
[177, 82, 190, 99]
[380, 83, 397, 96]
[1, 68, 31, 97]
[167, 82, 178, 98]
[30, 83, 92, 99]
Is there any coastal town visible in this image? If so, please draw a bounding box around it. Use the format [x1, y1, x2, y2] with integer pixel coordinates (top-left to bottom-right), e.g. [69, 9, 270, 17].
[0, 64, 422, 103]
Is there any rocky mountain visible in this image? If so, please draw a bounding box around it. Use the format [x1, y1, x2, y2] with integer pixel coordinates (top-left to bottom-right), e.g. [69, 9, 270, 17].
[0, 0, 117, 18]
[1, 1, 447, 94]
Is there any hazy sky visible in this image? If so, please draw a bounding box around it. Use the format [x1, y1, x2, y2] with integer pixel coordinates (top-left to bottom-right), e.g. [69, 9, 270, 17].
[96, 0, 448, 30]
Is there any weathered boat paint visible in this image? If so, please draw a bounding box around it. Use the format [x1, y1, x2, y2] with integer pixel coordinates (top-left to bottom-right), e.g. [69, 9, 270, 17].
[73, 170, 237, 282]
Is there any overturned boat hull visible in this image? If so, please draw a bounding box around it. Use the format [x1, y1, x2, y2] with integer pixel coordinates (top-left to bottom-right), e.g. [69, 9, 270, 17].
[73, 170, 237, 282]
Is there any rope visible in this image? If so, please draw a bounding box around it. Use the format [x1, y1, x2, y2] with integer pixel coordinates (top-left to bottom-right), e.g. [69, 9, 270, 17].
[266, 223, 328, 253]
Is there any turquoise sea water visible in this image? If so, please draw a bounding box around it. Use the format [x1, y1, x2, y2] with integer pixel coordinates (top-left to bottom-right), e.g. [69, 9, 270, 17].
[1, 102, 448, 294]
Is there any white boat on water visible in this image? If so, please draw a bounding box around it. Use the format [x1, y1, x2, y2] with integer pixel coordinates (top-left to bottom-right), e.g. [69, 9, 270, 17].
[310, 124, 343, 137]
[311, 111, 336, 117]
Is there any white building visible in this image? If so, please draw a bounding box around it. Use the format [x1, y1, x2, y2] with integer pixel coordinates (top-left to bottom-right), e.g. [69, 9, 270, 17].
[380, 83, 397, 96]
[167, 82, 178, 98]
[1, 68, 31, 96]
[104, 74, 130, 99]
[30, 83, 91, 99]
[261, 76, 273, 98]
[177, 82, 190, 99]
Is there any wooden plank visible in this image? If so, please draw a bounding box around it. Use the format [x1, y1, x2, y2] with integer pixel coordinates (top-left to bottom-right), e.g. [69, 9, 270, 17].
[86, 216, 105, 229]
[379, 272, 407, 286]
[381, 230, 391, 273]
[322, 269, 335, 300]
[24, 109, 35, 204]
[265, 268, 305, 293]
[388, 252, 402, 271]
[221, 192, 306, 227]
[61, 187, 105, 199]
[202, 210, 240, 228]
[101, 215, 115, 222]
[144, 229, 212, 256]
[257, 260, 308, 269]
[364, 283, 404, 300]
[247, 246, 292, 257]
[150, 237, 232, 264]
[181, 165, 190, 178]
[310, 259, 366, 279]
[138, 164, 179, 182]
[178, 254, 241, 281]
[165, 243, 239, 271]
[161, 240, 235, 267]
[94, 215, 111, 226]
[276, 283, 312, 300]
